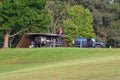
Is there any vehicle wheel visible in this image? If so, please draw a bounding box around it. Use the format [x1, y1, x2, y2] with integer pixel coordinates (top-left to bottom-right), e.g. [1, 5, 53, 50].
[95, 45, 101, 48]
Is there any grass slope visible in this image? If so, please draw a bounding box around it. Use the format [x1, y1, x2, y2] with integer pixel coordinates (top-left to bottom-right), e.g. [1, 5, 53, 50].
[0, 48, 120, 80]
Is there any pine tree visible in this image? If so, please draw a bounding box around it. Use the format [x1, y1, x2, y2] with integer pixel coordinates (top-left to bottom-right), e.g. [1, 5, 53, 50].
[0, 0, 51, 48]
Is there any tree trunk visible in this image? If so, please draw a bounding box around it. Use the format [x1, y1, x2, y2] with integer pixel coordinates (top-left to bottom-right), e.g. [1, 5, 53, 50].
[2, 30, 10, 48]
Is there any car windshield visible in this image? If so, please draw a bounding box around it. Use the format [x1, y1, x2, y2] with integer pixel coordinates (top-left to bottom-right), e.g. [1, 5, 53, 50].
[91, 38, 95, 42]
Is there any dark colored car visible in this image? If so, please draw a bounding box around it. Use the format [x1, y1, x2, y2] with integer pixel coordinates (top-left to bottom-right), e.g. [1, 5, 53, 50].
[74, 38, 105, 48]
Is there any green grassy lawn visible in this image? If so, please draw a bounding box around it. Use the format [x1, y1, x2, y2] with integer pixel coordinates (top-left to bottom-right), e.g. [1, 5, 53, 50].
[0, 48, 120, 80]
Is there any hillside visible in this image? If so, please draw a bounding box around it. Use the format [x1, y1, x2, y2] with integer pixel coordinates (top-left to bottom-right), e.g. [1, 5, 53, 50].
[0, 48, 120, 80]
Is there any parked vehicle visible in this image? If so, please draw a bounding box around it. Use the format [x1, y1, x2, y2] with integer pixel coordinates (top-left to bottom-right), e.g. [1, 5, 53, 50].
[74, 38, 105, 48]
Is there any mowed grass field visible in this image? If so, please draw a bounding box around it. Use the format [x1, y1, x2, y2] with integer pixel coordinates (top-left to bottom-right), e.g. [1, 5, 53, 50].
[0, 48, 120, 80]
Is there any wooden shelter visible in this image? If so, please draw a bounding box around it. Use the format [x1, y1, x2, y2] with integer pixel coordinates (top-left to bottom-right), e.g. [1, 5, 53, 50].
[17, 33, 66, 48]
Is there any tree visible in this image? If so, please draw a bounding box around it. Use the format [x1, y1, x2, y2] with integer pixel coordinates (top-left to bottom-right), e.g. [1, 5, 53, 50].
[64, 5, 95, 46]
[0, 0, 51, 48]
[0, 1, 2, 6]
[46, 0, 68, 34]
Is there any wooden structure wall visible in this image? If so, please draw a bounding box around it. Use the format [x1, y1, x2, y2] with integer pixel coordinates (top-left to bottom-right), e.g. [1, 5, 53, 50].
[16, 36, 32, 48]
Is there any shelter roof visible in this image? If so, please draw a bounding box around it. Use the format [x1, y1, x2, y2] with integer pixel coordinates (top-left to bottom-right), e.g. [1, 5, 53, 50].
[25, 33, 65, 37]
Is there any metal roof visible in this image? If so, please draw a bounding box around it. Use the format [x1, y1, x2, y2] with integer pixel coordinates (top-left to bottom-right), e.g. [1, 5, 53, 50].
[25, 33, 65, 37]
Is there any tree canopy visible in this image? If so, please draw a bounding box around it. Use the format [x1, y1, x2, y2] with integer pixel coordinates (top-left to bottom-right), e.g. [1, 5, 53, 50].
[64, 5, 95, 46]
[49, 0, 120, 47]
[0, 0, 51, 48]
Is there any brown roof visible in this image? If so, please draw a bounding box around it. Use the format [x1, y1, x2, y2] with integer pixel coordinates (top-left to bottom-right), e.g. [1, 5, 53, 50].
[25, 33, 65, 37]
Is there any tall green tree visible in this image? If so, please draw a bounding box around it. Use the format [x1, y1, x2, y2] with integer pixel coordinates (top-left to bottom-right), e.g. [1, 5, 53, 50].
[64, 5, 95, 46]
[0, 0, 51, 48]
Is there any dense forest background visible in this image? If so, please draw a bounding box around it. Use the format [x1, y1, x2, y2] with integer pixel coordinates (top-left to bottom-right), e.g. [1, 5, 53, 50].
[0, 0, 120, 48]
